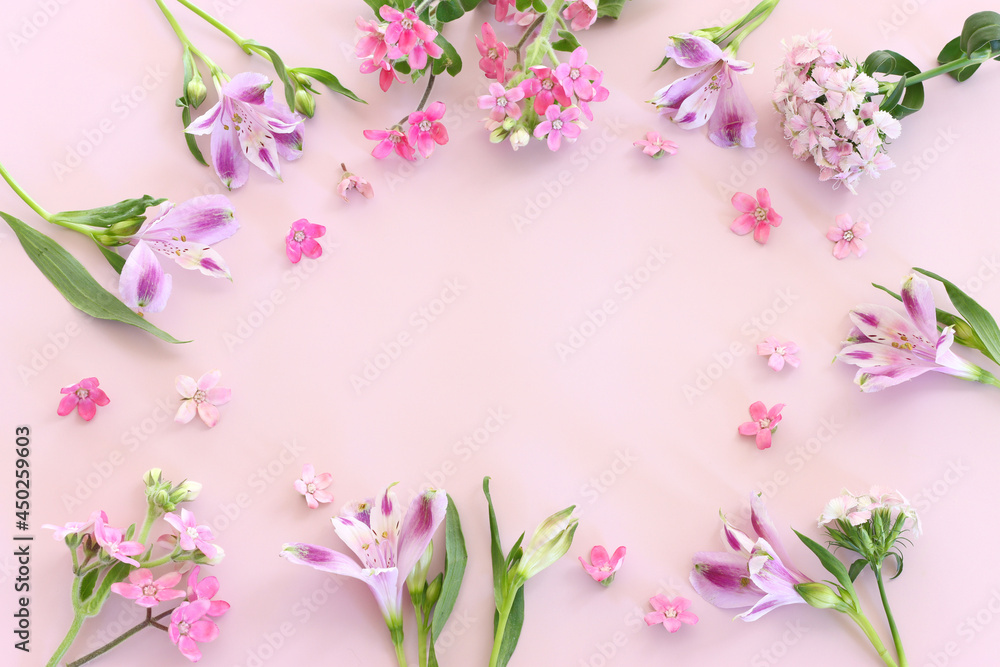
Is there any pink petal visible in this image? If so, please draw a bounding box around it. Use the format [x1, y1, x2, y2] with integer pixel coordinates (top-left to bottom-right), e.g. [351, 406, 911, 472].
[177, 636, 202, 661]
[833, 239, 850, 259]
[730, 213, 756, 235]
[755, 189, 771, 209]
[731, 192, 758, 213]
[175, 400, 197, 424]
[57, 394, 79, 416]
[662, 617, 682, 633]
[197, 370, 221, 391]
[748, 401, 767, 421]
[589, 545, 610, 568]
[293, 479, 308, 495]
[755, 430, 772, 449]
[313, 473, 333, 488]
[206, 387, 231, 405]
[768, 354, 785, 372]
[77, 399, 97, 421]
[609, 545, 627, 567]
[826, 226, 845, 242]
[664, 33, 724, 68]
[119, 242, 171, 313]
[753, 222, 771, 244]
[644, 611, 666, 626]
[209, 119, 249, 190]
[222, 72, 271, 104]
[197, 402, 220, 428]
[738, 421, 760, 436]
[707, 68, 757, 147]
[851, 239, 867, 257]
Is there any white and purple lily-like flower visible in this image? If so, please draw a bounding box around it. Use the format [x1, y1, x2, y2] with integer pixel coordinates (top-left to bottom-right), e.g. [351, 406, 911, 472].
[281, 486, 447, 630]
[836, 273, 995, 392]
[118, 195, 239, 314]
[652, 34, 757, 147]
[187, 72, 304, 190]
[690, 493, 813, 620]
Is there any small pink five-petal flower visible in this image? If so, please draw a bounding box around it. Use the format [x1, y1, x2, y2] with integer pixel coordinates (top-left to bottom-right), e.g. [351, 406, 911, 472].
[533, 104, 582, 151]
[57, 377, 110, 422]
[187, 566, 231, 617]
[478, 82, 525, 122]
[364, 126, 417, 161]
[738, 401, 785, 450]
[757, 337, 800, 372]
[175, 370, 231, 428]
[634, 131, 679, 158]
[294, 464, 334, 509]
[93, 518, 145, 567]
[731, 188, 782, 244]
[407, 102, 449, 158]
[476, 22, 509, 83]
[42, 510, 108, 541]
[644, 595, 699, 633]
[579, 545, 626, 586]
[337, 165, 374, 202]
[827, 213, 870, 259]
[527, 66, 572, 115]
[169, 600, 221, 663]
[111, 569, 186, 608]
[555, 47, 599, 100]
[286, 219, 327, 263]
[563, 0, 598, 31]
[165, 508, 219, 560]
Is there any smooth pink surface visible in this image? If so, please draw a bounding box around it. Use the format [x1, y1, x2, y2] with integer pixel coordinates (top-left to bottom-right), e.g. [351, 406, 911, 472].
[2, 2, 999, 666]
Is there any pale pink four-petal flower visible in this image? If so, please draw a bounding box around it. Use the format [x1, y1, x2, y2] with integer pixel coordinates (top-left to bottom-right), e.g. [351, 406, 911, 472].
[165, 508, 219, 560]
[175, 370, 231, 428]
[42, 510, 108, 540]
[534, 105, 582, 151]
[94, 518, 145, 567]
[827, 214, 871, 259]
[563, 0, 598, 31]
[478, 82, 525, 122]
[337, 166, 374, 202]
[756, 337, 800, 372]
[633, 131, 679, 158]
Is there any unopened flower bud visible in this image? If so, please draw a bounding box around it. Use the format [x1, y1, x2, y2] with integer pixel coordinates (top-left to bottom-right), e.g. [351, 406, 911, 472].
[194, 544, 225, 565]
[143, 468, 163, 487]
[171, 480, 202, 504]
[795, 582, 853, 613]
[186, 74, 208, 108]
[489, 126, 508, 144]
[510, 127, 530, 151]
[406, 541, 433, 595]
[515, 507, 578, 581]
[425, 574, 442, 606]
[501, 116, 517, 131]
[152, 489, 173, 511]
[294, 88, 316, 118]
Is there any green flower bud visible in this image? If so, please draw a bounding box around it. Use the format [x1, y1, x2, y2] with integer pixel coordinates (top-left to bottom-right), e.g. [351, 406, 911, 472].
[509, 127, 530, 151]
[170, 479, 202, 505]
[425, 574, 442, 607]
[489, 126, 508, 144]
[186, 74, 208, 108]
[152, 489, 173, 511]
[795, 582, 853, 613]
[143, 468, 164, 487]
[406, 542, 433, 595]
[294, 88, 316, 118]
[193, 544, 225, 565]
[515, 507, 578, 581]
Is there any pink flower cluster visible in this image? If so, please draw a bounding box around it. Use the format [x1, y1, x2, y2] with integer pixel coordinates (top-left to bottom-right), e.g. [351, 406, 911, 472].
[356, 6, 443, 92]
[364, 101, 449, 160]
[818, 486, 920, 536]
[774, 30, 901, 193]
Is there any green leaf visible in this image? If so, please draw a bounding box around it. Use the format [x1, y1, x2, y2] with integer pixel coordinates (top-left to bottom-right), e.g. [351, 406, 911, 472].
[794, 530, 855, 595]
[938, 37, 983, 81]
[653, 54, 671, 71]
[78, 569, 100, 601]
[492, 586, 525, 667]
[81, 561, 132, 617]
[432, 34, 463, 77]
[960, 11, 1000, 55]
[848, 558, 868, 582]
[95, 241, 126, 274]
[966, 24, 1000, 57]
[863, 50, 924, 118]
[515, 0, 532, 11]
[181, 105, 208, 166]
[915, 268, 1000, 365]
[460, 0, 483, 9]
[291, 67, 364, 103]
[396, 60, 412, 76]
[431, 495, 468, 642]
[1, 213, 187, 344]
[597, 0, 629, 19]
[552, 29, 582, 53]
[361, 0, 385, 16]
[484, 477, 507, 608]
[436, 0, 464, 22]
[245, 40, 296, 109]
[428, 639, 440, 667]
[531, 0, 547, 11]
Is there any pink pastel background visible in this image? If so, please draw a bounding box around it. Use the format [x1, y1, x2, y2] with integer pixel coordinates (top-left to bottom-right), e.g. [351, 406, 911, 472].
[3, 1, 999, 666]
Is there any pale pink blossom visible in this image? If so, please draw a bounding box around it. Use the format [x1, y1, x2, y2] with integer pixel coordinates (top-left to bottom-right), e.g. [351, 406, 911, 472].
[579, 545, 626, 585]
[94, 518, 145, 566]
[738, 402, 785, 450]
[827, 214, 870, 259]
[169, 600, 220, 662]
[42, 510, 108, 541]
[111, 569, 186, 608]
[731, 188, 782, 244]
[644, 595, 699, 633]
[187, 566, 231, 617]
[364, 127, 416, 161]
[57, 377, 109, 422]
[295, 464, 334, 510]
[563, 0, 598, 31]
[165, 509, 219, 560]
[633, 131, 678, 158]
[478, 82, 525, 122]
[175, 370, 231, 428]
[355, 17, 388, 65]
[407, 102, 449, 158]
[534, 104, 582, 151]
[757, 337, 800, 371]
[337, 164, 374, 202]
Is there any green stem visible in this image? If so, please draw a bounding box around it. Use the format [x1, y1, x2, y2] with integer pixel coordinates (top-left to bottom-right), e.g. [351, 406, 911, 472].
[47, 612, 86, 667]
[724, 0, 780, 55]
[153, 0, 224, 77]
[174, 0, 250, 53]
[387, 618, 408, 667]
[136, 500, 161, 546]
[524, 1, 565, 70]
[397, 72, 438, 125]
[393, 638, 409, 667]
[417, 614, 429, 667]
[0, 161, 52, 221]
[488, 590, 518, 667]
[65, 612, 157, 667]
[514, 14, 546, 69]
[875, 567, 908, 666]
[848, 609, 899, 667]
[706, 0, 780, 47]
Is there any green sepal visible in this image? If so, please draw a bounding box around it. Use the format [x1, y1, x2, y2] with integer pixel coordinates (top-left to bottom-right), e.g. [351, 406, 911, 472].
[181, 106, 209, 166]
[552, 30, 582, 53]
[430, 495, 468, 641]
[1, 213, 188, 344]
[914, 267, 1000, 365]
[292, 67, 364, 103]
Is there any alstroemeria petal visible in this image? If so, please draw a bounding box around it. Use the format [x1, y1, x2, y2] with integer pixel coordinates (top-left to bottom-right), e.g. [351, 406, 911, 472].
[210, 118, 250, 190]
[901, 274, 938, 342]
[120, 241, 172, 313]
[664, 33, 725, 68]
[143, 195, 239, 245]
[708, 67, 757, 147]
[690, 551, 764, 608]
[396, 489, 448, 581]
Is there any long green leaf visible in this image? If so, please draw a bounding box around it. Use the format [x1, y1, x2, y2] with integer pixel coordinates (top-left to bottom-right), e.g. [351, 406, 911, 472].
[1, 213, 187, 343]
[181, 105, 208, 166]
[78, 569, 100, 601]
[431, 495, 468, 641]
[292, 67, 364, 103]
[938, 37, 983, 81]
[245, 41, 296, 108]
[81, 561, 132, 617]
[915, 267, 1000, 364]
[794, 530, 855, 595]
[961, 11, 1000, 54]
[483, 477, 506, 608]
[492, 586, 525, 667]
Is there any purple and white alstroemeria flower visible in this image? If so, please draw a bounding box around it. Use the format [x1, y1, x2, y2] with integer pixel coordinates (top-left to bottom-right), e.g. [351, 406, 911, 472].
[187, 72, 303, 189]
[837, 273, 992, 392]
[690, 493, 812, 620]
[652, 34, 757, 147]
[281, 486, 447, 636]
[118, 195, 238, 314]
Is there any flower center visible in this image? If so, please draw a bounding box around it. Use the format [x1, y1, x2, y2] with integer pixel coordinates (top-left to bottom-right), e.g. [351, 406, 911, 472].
[75, 388, 90, 399]
[496, 96, 508, 107]
[552, 119, 564, 131]
[419, 120, 432, 132]
[401, 19, 412, 30]
[293, 230, 306, 242]
[542, 79, 554, 91]
[754, 207, 767, 222]
[758, 417, 772, 429]
[142, 584, 158, 596]
[177, 621, 191, 636]
[664, 609, 678, 618]
[193, 389, 207, 403]
[488, 47, 498, 59]
[306, 482, 316, 494]
[389, 133, 401, 144]
[569, 68, 581, 80]
[842, 230, 854, 241]
[776, 346, 786, 356]
[187, 526, 200, 539]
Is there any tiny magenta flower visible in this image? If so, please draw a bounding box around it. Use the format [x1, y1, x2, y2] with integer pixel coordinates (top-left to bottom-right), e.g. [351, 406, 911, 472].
[731, 188, 782, 244]
[534, 104, 582, 151]
[757, 337, 800, 372]
[634, 131, 679, 158]
[175, 370, 231, 428]
[169, 600, 221, 662]
[111, 569, 186, 608]
[364, 126, 417, 160]
[476, 22, 509, 83]
[644, 595, 699, 633]
[478, 82, 525, 122]
[337, 164, 374, 202]
[360, 57, 401, 92]
[286, 219, 326, 263]
[165, 508, 219, 560]
[94, 518, 145, 566]
[827, 214, 871, 259]
[563, 0, 598, 31]
[295, 464, 334, 509]
[57, 377, 109, 421]
[738, 401, 785, 450]
[579, 545, 626, 586]
[187, 566, 231, 617]
[407, 102, 449, 158]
